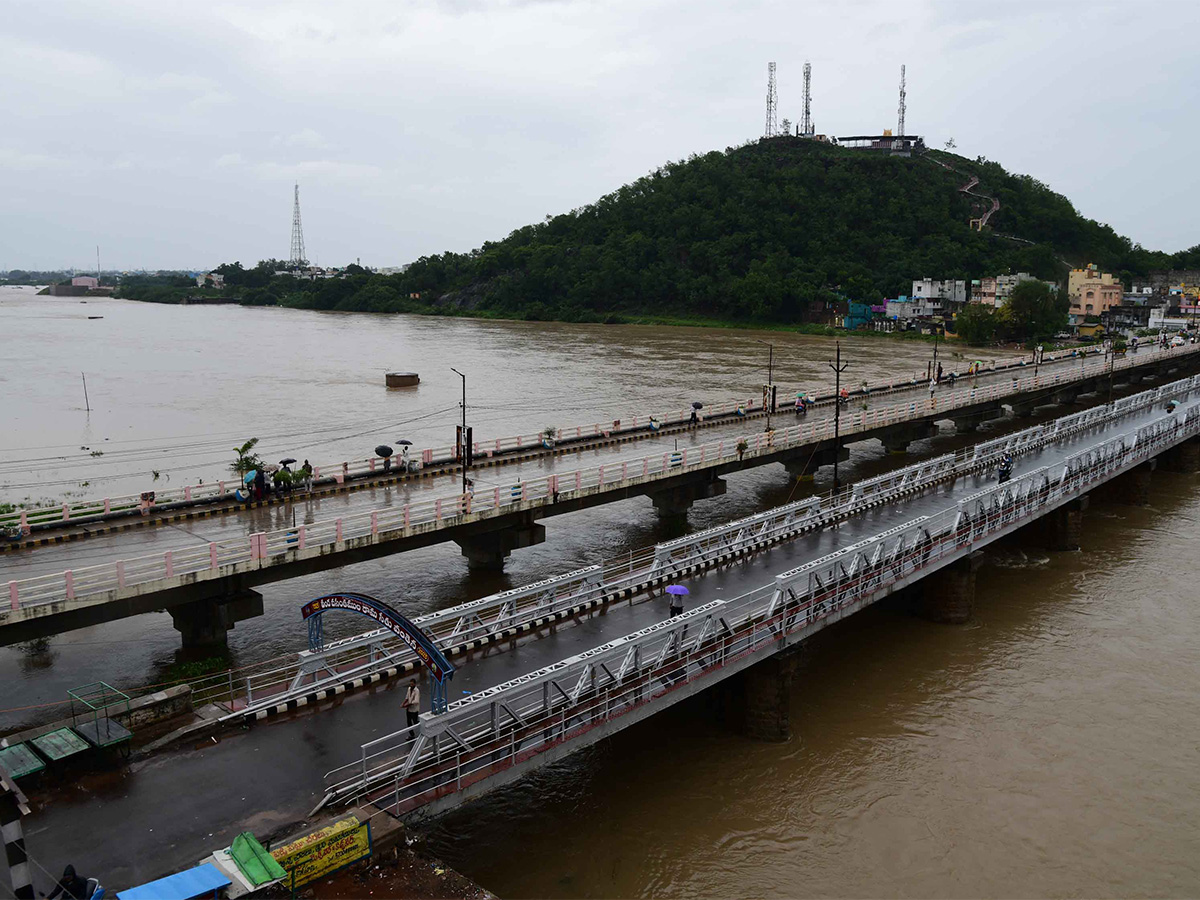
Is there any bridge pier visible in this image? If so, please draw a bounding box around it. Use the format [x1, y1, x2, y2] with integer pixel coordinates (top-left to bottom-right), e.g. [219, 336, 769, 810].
[1042, 496, 1088, 551]
[877, 421, 938, 455]
[915, 551, 983, 624]
[1009, 397, 1039, 418]
[1159, 437, 1200, 474]
[738, 650, 799, 742]
[1057, 387, 1080, 405]
[649, 477, 726, 522]
[169, 589, 263, 649]
[1105, 460, 1155, 506]
[783, 446, 848, 482]
[456, 521, 546, 571]
[950, 406, 1005, 434]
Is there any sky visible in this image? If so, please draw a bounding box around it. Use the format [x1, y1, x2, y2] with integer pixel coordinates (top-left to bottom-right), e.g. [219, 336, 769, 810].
[2, 0, 1198, 272]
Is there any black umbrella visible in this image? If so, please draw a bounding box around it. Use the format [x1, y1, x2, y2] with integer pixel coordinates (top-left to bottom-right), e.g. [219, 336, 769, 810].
[279, 457, 297, 466]
[692, 401, 704, 410]
[375, 445, 393, 458]
[395, 439, 413, 446]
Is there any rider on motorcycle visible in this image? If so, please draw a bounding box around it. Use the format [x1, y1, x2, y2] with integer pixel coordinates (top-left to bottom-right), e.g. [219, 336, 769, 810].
[998, 452, 1014, 483]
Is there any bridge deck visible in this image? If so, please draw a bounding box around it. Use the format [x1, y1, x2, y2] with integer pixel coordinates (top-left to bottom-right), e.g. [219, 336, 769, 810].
[22, 389, 1191, 891]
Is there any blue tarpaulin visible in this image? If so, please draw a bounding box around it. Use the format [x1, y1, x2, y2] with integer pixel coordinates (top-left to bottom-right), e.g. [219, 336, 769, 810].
[117, 863, 230, 900]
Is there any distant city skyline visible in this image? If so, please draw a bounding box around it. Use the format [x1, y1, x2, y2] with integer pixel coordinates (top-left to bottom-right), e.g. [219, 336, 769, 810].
[2, 0, 1198, 270]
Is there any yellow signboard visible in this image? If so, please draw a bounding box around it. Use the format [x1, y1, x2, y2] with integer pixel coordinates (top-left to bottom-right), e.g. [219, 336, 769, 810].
[271, 816, 372, 889]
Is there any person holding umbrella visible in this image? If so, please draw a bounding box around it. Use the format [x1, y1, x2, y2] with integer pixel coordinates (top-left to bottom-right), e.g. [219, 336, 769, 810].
[375, 444, 393, 473]
[397, 440, 414, 472]
[690, 402, 702, 426]
[666, 584, 688, 618]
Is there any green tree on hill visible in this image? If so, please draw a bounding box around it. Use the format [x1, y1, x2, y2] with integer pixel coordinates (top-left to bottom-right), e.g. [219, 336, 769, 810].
[1003, 281, 1069, 345]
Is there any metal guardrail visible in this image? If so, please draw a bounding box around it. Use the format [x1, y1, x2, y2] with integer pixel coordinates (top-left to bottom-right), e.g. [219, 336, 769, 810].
[5, 351, 1195, 615]
[222, 378, 1192, 718]
[175, 379, 1169, 718]
[318, 391, 1200, 818]
[5, 342, 1186, 531]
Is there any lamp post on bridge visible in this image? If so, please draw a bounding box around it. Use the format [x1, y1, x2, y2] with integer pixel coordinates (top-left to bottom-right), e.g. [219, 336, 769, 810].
[450, 367, 469, 495]
[756, 339, 774, 432]
[829, 341, 849, 494]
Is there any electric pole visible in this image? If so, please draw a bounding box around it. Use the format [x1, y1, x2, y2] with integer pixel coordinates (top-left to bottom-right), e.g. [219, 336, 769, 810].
[756, 339, 774, 431]
[451, 367, 468, 494]
[829, 341, 849, 493]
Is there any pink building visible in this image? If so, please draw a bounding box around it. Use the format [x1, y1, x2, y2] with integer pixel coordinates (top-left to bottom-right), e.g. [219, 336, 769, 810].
[71, 276, 99, 289]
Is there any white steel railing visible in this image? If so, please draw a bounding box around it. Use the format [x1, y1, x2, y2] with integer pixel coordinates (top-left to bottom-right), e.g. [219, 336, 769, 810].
[5, 341, 1187, 532]
[5, 359, 1197, 615]
[318, 397, 1200, 818]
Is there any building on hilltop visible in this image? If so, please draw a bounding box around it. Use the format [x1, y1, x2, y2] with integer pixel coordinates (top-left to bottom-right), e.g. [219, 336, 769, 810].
[836, 132, 925, 157]
[1068, 263, 1121, 320]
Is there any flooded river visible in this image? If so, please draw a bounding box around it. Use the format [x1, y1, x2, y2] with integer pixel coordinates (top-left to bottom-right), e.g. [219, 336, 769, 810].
[3, 288, 1198, 896]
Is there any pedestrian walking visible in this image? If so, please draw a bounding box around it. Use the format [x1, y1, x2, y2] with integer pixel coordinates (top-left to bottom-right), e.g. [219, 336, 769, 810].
[936, 362, 944, 383]
[668, 591, 685, 617]
[929, 377, 937, 403]
[403, 680, 421, 728]
[301, 459, 313, 493]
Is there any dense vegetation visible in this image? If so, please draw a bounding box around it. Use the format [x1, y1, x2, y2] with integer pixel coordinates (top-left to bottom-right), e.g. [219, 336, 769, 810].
[954, 281, 1069, 345]
[115, 138, 1196, 327]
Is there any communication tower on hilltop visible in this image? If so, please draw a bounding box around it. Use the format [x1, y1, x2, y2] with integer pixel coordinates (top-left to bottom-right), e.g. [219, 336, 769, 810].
[897, 64, 907, 137]
[801, 60, 813, 136]
[289, 183, 307, 268]
[765, 62, 778, 138]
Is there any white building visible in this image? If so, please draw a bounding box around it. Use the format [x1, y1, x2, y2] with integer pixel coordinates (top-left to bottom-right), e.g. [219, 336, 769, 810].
[887, 297, 943, 319]
[911, 278, 967, 306]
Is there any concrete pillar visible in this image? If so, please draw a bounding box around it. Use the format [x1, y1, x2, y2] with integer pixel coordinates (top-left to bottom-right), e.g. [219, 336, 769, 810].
[877, 421, 937, 455]
[951, 407, 1005, 433]
[1009, 398, 1038, 418]
[648, 477, 726, 522]
[0, 773, 33, 900]
[783, 446, 847, 481]
[1043, 496, 1088, 551]
[455, 521, 546, 571]
[915, 551, 982, 624]
[1107, 460, 1154, 506]
[739, 651, 798, 742]
[1057, 387, 1080, 406]
[169, 589, 263, 648]
[1159, 438, 1200, 474]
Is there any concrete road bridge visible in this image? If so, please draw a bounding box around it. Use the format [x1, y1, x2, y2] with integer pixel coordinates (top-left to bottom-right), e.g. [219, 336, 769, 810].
[21, 374, 1200, 892]
[2, 343, 1197, 648]
[0, 342, 1140, 545]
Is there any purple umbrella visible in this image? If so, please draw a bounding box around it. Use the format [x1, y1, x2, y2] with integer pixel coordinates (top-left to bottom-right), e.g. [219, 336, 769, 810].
[665, 585, 689, 596]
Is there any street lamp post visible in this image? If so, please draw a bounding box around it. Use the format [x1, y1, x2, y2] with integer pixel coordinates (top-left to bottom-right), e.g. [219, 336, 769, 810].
[450, 367, 468, 494]
[828, 341, 848, 494]
[756, 339, 774, 431]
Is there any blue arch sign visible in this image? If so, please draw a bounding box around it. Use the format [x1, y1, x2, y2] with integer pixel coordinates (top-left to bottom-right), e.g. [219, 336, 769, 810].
[301, 593, 455, 711]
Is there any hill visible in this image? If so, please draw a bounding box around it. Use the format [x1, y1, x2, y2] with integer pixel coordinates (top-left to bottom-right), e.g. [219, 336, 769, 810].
[121, 138, 1197, 325]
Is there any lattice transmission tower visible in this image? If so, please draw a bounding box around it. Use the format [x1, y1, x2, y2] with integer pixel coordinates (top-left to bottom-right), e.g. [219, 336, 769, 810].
[801, 60, 813, 136]
[765, 62, 778, 138]
[289, 182, 307, 268]
[897, 64, 907, 137]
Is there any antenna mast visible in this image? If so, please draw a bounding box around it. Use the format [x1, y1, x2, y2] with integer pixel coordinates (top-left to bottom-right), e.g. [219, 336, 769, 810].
[801, 60, 813, 136]
[897, 64, 906, 137]
[765, 62, 778, 138]
[289, 183, 307, 268]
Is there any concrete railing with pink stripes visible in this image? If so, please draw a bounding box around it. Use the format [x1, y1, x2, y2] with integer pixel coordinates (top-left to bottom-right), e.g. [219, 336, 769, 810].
[6, 345, 1194, 615]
